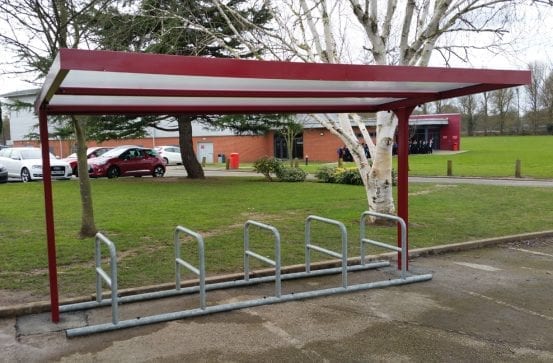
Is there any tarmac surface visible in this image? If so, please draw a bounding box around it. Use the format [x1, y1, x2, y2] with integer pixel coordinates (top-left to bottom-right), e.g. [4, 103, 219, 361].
[1, 236, 552, 362]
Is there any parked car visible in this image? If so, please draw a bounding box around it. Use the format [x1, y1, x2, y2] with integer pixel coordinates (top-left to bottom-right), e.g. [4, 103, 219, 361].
[0, 163, 7, 183]
[62, 146, 112, 176]
[0, 147, 72, 182]
[155, 145, 182, 165]
[88, 146, 166, 178]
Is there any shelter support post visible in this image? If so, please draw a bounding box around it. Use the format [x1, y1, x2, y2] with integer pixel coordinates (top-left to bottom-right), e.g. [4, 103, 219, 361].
[39, 108, 60, 323]
[394, 107, 415, 271]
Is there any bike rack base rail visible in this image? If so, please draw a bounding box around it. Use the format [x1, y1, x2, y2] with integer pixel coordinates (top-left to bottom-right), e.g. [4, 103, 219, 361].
[66, 273, 431, 337]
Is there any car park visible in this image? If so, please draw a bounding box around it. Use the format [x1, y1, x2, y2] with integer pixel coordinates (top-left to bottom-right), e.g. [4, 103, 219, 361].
[88, 146, 166, 178]
[62, 146, 112, 176]
[155, 145, 182, 165]
[0, 147, 72, 182]
[0, 163, 8, 183]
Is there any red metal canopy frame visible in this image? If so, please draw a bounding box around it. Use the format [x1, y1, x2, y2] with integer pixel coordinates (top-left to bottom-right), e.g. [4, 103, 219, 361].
[35, 48, 530, 322]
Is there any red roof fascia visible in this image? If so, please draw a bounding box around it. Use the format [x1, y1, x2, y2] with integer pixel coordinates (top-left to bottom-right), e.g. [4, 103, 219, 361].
[56, 48, 530, 85]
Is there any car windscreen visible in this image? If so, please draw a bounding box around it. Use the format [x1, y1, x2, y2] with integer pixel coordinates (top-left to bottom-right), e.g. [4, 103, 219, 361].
[94, 148, 111, 157]
[98, 148, 127, 158]
[21, 149, 56, 159]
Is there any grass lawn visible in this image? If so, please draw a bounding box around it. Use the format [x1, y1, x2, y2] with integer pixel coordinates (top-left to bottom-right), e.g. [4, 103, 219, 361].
[406, 135, 553, 178]
[288, 135, 553, 179]
[0, 177, 552, 300]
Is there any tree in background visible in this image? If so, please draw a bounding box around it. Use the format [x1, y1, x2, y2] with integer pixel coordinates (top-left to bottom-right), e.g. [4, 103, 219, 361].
[458, 94, 480, 136]
[0, 0, 112, 237]
[90, 0, 272, 178]
[540, 70, 553, 128]
[1, 116, 9, 145]
[525, 62, 546, 134]
[253, 0, 536, 215]
[480, 91, 491, 134]
[490, 88, 515, 134]
[277, 116, 304, 166]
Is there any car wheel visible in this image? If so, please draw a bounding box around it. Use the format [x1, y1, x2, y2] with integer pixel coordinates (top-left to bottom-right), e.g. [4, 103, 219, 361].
[72, 167, 78, 177]
[163, 157, 169, 165]
[107, 166, 120, 179]
[21, 168, 32, 182]
[152, 165, 165, 177]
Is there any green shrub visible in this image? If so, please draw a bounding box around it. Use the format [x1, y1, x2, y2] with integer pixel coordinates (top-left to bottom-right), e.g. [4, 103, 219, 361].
[276, 166, 307, 182]
[334, 167, 363, 185]
[314, 165, 336, 183]
[253, 157, 283, 181]
[315, 165, 397, 186]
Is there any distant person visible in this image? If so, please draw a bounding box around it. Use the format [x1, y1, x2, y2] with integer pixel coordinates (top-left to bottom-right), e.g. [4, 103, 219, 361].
[362, 142, 370, 159]
[342, 146, 352, 162]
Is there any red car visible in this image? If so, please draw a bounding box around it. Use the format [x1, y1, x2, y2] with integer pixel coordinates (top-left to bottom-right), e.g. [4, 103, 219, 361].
[63, 147, 112, 176]
[88, 146, 166, 178]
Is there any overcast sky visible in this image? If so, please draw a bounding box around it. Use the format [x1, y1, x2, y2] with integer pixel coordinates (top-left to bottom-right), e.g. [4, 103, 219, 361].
[1, 2, 551, 96]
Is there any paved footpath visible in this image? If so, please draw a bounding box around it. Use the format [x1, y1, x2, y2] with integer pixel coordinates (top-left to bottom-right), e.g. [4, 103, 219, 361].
[409, 176, 553, 187]
[1, 236, 552, 362]
[167, 166, 553, 187]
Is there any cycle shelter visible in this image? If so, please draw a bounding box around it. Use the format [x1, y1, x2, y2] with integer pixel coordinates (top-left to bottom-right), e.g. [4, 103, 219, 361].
[62, 212, 432, 337]
[34, 49, 530, 323]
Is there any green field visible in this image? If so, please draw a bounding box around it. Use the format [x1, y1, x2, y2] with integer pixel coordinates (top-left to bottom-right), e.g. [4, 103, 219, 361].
[295, 135, 553, 179]
[406, 135, 553, 178]
[0, 177, 552, 300]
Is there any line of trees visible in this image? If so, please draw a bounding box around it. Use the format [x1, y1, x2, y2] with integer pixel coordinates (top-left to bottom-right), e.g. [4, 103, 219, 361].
[427, 61, 553, 135]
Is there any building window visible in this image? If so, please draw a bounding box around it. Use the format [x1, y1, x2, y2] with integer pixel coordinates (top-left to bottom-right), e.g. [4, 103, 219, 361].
[274, 133, 303, 159]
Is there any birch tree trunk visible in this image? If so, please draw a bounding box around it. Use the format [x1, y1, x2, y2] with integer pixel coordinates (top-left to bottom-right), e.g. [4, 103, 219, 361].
[367, 112, 397, 215]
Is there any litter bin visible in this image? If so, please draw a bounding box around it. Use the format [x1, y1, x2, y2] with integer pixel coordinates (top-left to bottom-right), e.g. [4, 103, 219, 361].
[229, 152, 239, 169]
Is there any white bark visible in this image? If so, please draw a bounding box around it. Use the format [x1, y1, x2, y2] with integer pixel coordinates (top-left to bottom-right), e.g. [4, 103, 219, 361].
[368, 112, 398, 214]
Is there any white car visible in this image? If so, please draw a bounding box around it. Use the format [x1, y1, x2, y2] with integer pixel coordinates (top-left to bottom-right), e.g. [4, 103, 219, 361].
[155, 146, 182, 165]
[0, 147, 72, 182]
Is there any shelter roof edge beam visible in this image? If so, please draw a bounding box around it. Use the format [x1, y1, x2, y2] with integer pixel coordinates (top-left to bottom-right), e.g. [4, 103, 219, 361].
[43, 104, 383, 116]
[56, 87, 435, 99]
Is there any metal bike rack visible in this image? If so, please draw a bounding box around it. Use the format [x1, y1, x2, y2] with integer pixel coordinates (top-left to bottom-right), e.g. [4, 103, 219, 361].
[64, 216, 432, 337]
[175, 226, 206, 309]
[360, 211, 407, 278]
[94, 232, 119, 325]
[244, 220, 281, 297]
[305, 215, 348, 288]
